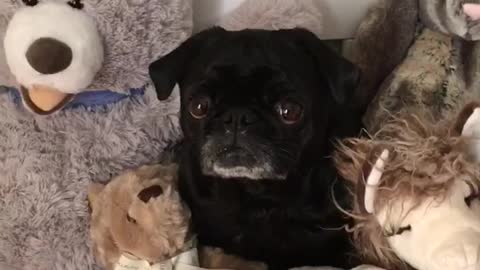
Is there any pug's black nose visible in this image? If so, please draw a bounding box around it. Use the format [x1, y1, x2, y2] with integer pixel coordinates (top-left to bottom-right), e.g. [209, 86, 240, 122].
[223, 109, 258, 132]
[26, 38, 73, 74]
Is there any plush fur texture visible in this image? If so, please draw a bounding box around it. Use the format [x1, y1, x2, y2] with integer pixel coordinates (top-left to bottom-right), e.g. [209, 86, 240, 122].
[4, 1, 103, 93]
[149, 27, 364, 270]
[351, 0, 480, 129]
[348, 0, 418, 109]
[0, 0, 192, 268]
[218, 0, 325, 38]
[88, 163, 192, 270]
[419, 0, 480, 39]
[0, 0, 193, 93]
[334, 109, 480, 270]
[363, 28, 459, 131]
[0, 86, 183, 270]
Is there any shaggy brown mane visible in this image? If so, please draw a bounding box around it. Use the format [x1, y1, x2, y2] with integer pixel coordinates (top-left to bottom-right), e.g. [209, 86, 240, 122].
[334, 111, 480, 270]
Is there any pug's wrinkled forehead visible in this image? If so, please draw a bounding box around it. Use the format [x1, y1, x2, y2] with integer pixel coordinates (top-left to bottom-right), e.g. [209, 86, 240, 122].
[0, 0, 192, 93]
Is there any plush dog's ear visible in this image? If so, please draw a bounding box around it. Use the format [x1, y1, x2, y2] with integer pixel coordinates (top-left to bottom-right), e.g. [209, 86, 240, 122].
[149, 27, 227, 100]
[291, 28, 361, 105]
[87, 182, 105, 211]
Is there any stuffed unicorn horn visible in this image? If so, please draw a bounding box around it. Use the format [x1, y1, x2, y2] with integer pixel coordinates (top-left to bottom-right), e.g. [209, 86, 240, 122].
[335, 112, 480, 270]
[363, 149, 389, 214]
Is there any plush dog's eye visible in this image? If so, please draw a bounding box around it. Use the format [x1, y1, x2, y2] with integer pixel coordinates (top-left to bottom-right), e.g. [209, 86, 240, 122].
[465, 192, 480, 207]
[67, 0, 84, 9]
[126, 214, 137, 224]
[22, 0, 39, 6]
[384, 225, 411, 237]
[189, 96, 211, 119]
[464, 182, 479, 207]
[275, 99, 303, 125]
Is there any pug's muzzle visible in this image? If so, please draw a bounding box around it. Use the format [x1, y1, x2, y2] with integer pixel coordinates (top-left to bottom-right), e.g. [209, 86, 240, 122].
[200, 108, 287, 180]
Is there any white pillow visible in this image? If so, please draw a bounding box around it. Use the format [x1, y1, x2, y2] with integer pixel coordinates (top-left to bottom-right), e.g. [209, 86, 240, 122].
[193, 0, 378, 39]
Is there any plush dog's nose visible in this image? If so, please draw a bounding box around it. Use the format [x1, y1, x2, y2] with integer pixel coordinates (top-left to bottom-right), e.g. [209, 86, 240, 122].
[223, 109, 258, 131]
[26, 38, 73, 74]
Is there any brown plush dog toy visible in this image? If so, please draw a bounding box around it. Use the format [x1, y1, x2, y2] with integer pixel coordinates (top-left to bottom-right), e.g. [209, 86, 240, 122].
[88, 164, 197, 270]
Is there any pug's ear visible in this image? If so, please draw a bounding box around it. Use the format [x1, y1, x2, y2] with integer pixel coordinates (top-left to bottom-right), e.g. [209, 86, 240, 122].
[148, 27, 227, 100]
[290, 28, 361, 105]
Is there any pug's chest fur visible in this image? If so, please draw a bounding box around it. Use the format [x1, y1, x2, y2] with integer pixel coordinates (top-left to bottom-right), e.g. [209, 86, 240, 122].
[178, 157, 355, 270]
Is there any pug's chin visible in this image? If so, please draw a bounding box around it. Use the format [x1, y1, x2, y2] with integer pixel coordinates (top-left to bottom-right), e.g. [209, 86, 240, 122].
[202, 161, 286, 180]
[200, 139, 288, 180]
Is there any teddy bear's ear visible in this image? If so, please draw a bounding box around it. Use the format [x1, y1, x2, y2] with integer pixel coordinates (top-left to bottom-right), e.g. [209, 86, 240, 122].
[87, 182, 105, 210]
[138, 185, 164, 203]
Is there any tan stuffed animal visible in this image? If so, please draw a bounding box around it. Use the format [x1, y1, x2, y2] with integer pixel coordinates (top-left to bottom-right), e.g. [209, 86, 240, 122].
[88, 164, 197, 270]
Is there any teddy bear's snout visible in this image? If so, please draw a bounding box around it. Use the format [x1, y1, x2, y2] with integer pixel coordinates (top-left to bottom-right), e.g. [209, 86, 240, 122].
[4, 0, 104, 96]
[26, 38, 73, 75]
[138, 185, 164, 203]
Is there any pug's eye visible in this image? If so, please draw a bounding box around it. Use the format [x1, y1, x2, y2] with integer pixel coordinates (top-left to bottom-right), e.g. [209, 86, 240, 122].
[68, 0, 84, 9]
[275, 99, 303, 125]
[23, 0, 39, 6]
[189, 96, 211, 119]
[126, 214, 137, 224]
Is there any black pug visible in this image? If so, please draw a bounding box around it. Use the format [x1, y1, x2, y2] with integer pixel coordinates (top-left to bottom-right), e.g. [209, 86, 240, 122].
[149, 27, 363, 270]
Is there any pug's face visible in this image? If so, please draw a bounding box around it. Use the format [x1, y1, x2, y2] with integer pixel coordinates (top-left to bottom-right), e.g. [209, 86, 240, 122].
[149, 27, 360, 180]
[184, 65, 311, 180]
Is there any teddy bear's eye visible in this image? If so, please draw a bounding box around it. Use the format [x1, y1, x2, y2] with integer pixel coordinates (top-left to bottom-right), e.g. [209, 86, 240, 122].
[22, 0, 39, 6]
[126, 214, 137, 224]
[67, 0, 83, 9]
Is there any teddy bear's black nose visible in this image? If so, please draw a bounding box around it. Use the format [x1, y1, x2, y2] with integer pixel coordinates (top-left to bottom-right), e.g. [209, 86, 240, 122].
[138, 185, 164, 203]
[26, 37, 73, 74]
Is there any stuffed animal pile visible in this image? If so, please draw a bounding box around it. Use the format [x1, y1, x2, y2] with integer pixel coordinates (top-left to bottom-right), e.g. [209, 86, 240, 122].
[9, 0, 480, 269]
[331, 2, 480, 269]
[348, 0, 480, 131]
[334, 103, 480, 270]
[0, 0, 192, 269]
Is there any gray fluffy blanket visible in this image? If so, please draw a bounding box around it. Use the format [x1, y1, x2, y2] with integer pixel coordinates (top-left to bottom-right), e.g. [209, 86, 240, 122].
[0, 86, 182, 270]
[0, 0, 192, 269]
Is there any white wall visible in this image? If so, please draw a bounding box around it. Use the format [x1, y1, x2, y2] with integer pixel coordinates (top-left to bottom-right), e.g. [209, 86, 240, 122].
[193, 0, 378, 39]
